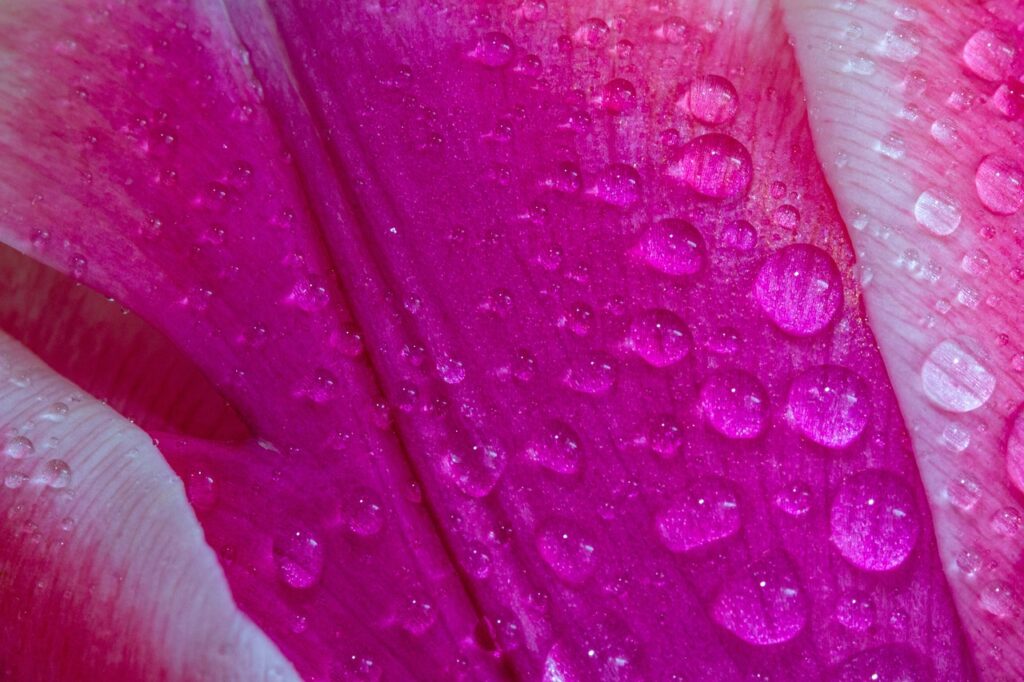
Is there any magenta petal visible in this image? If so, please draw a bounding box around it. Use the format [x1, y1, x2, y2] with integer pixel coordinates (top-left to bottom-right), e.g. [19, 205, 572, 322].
[0, 0, 981, 680]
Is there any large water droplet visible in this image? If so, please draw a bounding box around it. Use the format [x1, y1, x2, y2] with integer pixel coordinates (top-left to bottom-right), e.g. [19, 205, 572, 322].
[754, 244, 843, 336]
[677, 75, 738, 125]
[274, 529, 325, 589]
[629, 309, 692, 367]
[975, 154, 1024, 215]
[536, 522, 597, 584]
[921, 339, 995, 413]
[962, 29, 1014, 82]
[830, 470, 919, 571]
[787, 365, 870, 448]
[711, 553, 807, 645]
[525, 422, 582, 475]
[833, 646, 928, 682]
[667, 133, 753, 199]
[656, 477, 740, 552]
[700, 369, 768, 439]
[589, 164, 641, 208]
[637, 219, 706, 275]
[913, 188, 961, 236]
[443, 443, 507, 497]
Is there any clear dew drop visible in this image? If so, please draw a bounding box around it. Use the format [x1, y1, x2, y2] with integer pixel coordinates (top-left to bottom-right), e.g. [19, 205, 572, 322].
[589, 164, 642, 208]
[340, 487, 385, 536]
[596, 78, 637, 114]
[470, 32, 514, 68]
[721, 219, 757, 250]
[629, 308, 692, 367]
[913, 188, 961, 236]
[4, 473, 27, 490]
[920, 339, 995, 413]
[273, 529, 325, 590]
[980, 581, 1020, 619]
[677, 75, 738, 125]
[975, 154, 1024, 215]
[637, 219, 706, 276]
[773, 482, 812, 517]
[655, 477, 740, 552]
[835, 591, 876, 632]
[1006, 407, 1024, 495]
[946, 471, 982, 512]
[3, 435, 34, 460]
[186, 470, 217, 512]
[573, 17, 609, 48]
[399, 596, 437, 635]
[667, 133, 753, 199]
[962, 29, 1015, 82]
[830, 470, 919, 572]
[787, 365, 870, 448]
[711, 553, 807, 645]
[877, 26, 921, 62]
[833, 646, 928, 682]
[700, 369, 769, 440]
[991, 506, 1023, 537]
[563, 352, 616, 395]
[754, 244, 843, 337]
[525, 422, 582, 475]
[648, 414, 684, 458]
[38, 459, 71, 489]
[442, 443, 507, 497]
[536, 522, 597, 584]
[40, 402, 69, 422]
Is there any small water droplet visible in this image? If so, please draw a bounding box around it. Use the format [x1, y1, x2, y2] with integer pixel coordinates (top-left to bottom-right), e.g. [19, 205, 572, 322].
[443, 443, 507, 497]
[588, 164, 641, 208]
[667, 133, 753, 199]
[273, 529, 324, 589]
[629, 309, 692, 367]
[774, 482, 812, 517]
[787, 365, 870, 448]
[754, 244, 843, 336]
[720, 220, 757, 250]
[921, 339, 995, 413]
[4, 473, 27, 489]
[700, 369, 768, 439]
[3, 436, 34, 460]
[830, 470, 919, 571]
[946, 472, 982, 511]
[637, 219, 706, 276]
[340, 487, 385, 536]
[656, 477, 740, 552]
[563, 352, 616, 395]
[991, 507, 1022, 537]
[677, 75, 738, 125]
[186, 470, 217, 512]
[648, 415, 684, 458]
[835, 591, 876, 631]
[399, 596, 437, 635]
[470, 32, 514, 68]
[980, 581, 1019, 619]
[39, 459, 71, 489]
[536, 522, 597, 584]
[914, 188, 961, 236]
[573, 17, 609, 48]
[40, 402, 69, 422]
[833, 646, 928, 682]
[712, 553, 807, 645]
[596, 78, 637, 114]
[525, 422, 582, 474]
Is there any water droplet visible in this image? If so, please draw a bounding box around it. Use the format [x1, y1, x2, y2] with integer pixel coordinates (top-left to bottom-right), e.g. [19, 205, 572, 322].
[700, 369, 768, 439]
[563, 352, 616, 395]
[596, 78, 637, 114]
[835, 591, 876, 632]
[956, 548, 984, 577]
[787, 365, 870, 448]
[446, 442, 507, 496]
[667, 133, 753, 199]
[877, 27, 921, 62]
[833, 646, 928, 682]
[399, 597, 437, 635]
[962, 29, 1014, 82]
[573, 18, 609, 48]
[648, 415, 684, 458]
[637, 219, 706, 276]
[340, 487, 385, 536]
[629, 309, 692, 367]
[273, 529, 325, 589]
[946, 471, 982, 511]
[589, 164, 641, 208]
[774, 482, 812, 517]
[712, 553, 807, 645]
[980, 581, 1019, 618]
[516, 0, 547, 22]
[677, 75, 738, 125]
[721, 219, 757, 250]
[1008, 408, 1024, 495]
[471, 32, 514, 67]
[876, 132, 905, 159]
[913, 188, 961, 236]
[536, 522, 597, 584]
[921, 339, 995, 413]
[464, 542, 493, 579]
[4, 473, 27, 489]
[39, 459, 71, 489]
[754, 244, 843, 336]
[525, 422, 582, 474]
[40, 402, 69, 422]
[187, 470, 217, 512]
[773, 204, 800, 229]
[830, 470, 919, 571]
[975, 154, 1024, 215]
[656, 477, 740, 552]
[559, 301, 594, 336]
[3, 435, 34, 459]
[991, 507, 1022, 537]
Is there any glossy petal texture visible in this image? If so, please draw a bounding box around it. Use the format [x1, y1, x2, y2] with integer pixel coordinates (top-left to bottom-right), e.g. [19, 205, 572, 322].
[0, 0, 981, 681]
